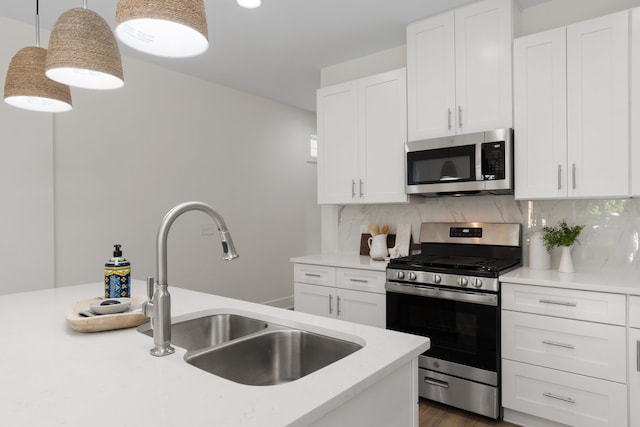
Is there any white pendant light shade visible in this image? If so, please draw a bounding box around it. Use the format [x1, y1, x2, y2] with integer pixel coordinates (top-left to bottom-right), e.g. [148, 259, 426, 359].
[4, 46, 72, 112]
[46, 8, 124, 90]
[115, 0, 209, 58]
[237, 0, 262, 9]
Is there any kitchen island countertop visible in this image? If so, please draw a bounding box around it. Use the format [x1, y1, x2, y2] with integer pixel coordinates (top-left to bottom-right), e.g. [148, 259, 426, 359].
[0, 281, 428, 427]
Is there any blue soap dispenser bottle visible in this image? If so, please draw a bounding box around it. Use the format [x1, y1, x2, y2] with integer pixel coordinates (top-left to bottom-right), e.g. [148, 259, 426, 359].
[104, 244, 131, 298]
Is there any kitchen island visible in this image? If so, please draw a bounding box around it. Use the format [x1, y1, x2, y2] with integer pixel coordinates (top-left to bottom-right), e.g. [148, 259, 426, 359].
[0, 281, 428, 427]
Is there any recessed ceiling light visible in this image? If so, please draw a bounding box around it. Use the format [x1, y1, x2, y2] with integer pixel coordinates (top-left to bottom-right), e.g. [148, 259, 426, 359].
[237, 0, 262, 9]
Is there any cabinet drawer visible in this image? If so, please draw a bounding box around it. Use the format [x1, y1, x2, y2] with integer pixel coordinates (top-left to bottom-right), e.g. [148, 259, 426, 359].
[501, 282, 625, 325]
[502, 359, 627, 427]
[629, 296, 640, 328]
[294, 264, 335, 287]
[502, 311, 626, 382]
[336, 268, 386, 294]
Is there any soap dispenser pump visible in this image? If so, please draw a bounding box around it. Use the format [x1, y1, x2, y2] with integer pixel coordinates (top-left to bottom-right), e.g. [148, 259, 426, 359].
[104, 244, 131, 298]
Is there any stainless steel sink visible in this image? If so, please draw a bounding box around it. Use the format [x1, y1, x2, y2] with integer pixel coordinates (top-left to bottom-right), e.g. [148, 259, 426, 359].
[138, 312, 268, 351]
[185, 329, 363, 385]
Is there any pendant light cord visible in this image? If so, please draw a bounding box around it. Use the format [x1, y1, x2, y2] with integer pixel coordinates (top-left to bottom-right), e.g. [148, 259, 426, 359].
[35, 0, 40, 47]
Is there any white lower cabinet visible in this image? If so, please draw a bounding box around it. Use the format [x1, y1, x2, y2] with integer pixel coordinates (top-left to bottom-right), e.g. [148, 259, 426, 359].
[501, 282, 628, 426]
[502, 360, 627, 427]
[293, 264, 386, 328]
[629, 297, 640, 427]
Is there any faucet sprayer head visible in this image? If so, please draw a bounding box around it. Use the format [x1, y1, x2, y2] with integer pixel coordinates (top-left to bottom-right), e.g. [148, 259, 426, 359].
[220, 230, 239, 261]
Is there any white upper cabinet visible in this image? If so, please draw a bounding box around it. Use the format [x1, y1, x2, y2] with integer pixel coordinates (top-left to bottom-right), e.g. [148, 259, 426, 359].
[317, 68, 408, 205]
[514, 11, 630, 199]
[514, 28, 568, 199]
[631, 8, 640, 196]
[317, 81, 359, 204]
[407, 0, 513, 141]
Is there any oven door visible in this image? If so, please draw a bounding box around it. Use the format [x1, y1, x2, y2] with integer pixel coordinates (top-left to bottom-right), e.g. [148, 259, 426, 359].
[385, 282, 499, 376]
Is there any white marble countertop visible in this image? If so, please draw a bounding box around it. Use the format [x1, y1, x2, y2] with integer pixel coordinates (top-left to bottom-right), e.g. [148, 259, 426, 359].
[290, 254, 388, 271]
[0, 281, 428, 427]
[502, 267, 640, 295]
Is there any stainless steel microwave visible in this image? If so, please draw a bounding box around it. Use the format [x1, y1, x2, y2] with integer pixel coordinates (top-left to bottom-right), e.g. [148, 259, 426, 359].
[405, 128, 514, 197]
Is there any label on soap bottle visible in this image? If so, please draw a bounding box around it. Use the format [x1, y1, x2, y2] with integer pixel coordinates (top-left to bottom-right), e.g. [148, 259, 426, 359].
[104, 262, 131, 298]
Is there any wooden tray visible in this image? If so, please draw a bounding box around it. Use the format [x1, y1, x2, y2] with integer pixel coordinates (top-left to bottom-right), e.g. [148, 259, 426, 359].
[65, 295, 149, 333]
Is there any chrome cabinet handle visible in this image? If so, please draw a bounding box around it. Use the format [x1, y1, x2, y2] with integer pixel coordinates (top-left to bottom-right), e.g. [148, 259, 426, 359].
[304, 273, 321, 278]
[543, 392, 575, 404]
[539, 299, 577, 307]
[337, 296, 341, 316]
[637, 340, 640, 372]
[329, 294, 333, 314]
[572, 163, 576, 190]
[359, 179, 363, 197]
[350, 278, 369, 283]
[557, 164, 562, 190]
[542, 340, 575, 350]
[351, 180, 356, 197]
[447, 108, 452, 130]
[424, 377, 449, 389]
[458, 106, 462, 128]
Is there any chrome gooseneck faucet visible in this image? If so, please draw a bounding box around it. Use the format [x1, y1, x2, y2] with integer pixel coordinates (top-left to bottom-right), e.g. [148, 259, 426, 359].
[143, 201, 239, 357]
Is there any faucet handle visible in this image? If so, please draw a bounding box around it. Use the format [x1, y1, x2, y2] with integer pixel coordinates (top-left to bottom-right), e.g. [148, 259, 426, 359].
[146, 276, 155, 300]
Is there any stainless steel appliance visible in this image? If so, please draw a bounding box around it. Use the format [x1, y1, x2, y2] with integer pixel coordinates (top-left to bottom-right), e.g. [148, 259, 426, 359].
[405, 128, 514, 196]
[385, 222, 522, 419]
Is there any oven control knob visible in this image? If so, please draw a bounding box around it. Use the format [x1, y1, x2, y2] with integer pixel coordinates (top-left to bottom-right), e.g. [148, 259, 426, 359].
[397, 271, 405, 280]
[458, 277, 468, 287]
[409, 272, 417, 281]
[433, 274, 442, 284]
[472, 278, 483, 288]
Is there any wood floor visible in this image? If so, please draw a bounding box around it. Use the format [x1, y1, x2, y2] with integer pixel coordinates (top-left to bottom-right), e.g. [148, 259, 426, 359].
[419, 399, 520, 427]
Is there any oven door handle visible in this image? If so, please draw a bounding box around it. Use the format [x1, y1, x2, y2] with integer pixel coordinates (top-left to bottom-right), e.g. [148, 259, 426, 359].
[385, 282, 498, 306]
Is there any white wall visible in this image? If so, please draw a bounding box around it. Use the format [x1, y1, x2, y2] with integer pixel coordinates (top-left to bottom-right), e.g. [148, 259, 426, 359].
[0, 16, 320, 305]
[0, 19, 54, 295]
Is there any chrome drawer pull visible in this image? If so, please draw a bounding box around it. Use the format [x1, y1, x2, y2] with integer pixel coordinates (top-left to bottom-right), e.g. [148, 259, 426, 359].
[304, 273, 321, 278]
[539, 299, 577, 307]
[336, 296, 341, 316]
[349, 278, 369, 283]
[424, 377, 449, 389]
[542, 340, 575, 350]
[543, 392, 575, 404]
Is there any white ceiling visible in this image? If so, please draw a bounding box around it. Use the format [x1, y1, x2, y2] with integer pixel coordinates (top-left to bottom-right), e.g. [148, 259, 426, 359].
[0, 0, 544, 112]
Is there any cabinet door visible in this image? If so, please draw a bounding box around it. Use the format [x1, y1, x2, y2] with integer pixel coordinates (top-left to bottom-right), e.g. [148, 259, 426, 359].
[294, 282, 334, 318]
[630, 328, 640, 427]
[337, 288, 386, 328]
[567, 11, 629, 198]
[407, 12, 456, 140]
[455, 0, 513, 134]
[631, 8, 640, 196]
[513, 28, 568, 200]
[359, 69, 408, 204]
[317, 81, 359, 204]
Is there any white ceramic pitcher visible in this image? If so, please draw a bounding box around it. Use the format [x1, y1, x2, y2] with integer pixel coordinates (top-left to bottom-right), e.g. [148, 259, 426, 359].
[368, 234, 388, 260]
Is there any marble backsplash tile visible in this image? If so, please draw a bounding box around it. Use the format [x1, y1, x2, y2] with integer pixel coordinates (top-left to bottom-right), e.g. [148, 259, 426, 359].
[337, 196, 640, 273]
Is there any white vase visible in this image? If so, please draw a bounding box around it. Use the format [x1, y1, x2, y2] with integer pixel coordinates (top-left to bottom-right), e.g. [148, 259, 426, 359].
[558, 245, 574, 273]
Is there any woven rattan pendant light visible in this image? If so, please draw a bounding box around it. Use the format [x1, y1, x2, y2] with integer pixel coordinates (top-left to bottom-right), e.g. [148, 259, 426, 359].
[45, 1, 124, 90]
[115, 0, 209, 58]
[4, 1, 72, 112]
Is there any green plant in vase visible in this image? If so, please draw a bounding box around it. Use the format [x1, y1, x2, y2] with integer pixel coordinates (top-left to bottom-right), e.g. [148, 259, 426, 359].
[542, 220, 585, 273]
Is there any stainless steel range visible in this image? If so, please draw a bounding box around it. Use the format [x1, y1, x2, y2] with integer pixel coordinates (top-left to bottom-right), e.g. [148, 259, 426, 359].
[385, 222, 522, 419]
